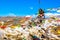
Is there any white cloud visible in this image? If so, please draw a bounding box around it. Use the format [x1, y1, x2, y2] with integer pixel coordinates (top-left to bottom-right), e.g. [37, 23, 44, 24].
[47, 8, 57, 11]
[25, 15, 31, 17]
[52, 8, 57, 11]
[32, 14, 37, 18]
[45, 12, 60, 18]
[8, 13, 16, 17]
[57, 10, 60, 12]
[45, 13, 60, 16]
[45, 13, 53, 16]
[47, 9, 51, 11]
[30, 7, 33, 10]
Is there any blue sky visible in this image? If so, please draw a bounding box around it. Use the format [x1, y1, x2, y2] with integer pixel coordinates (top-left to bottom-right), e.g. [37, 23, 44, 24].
[0, 0, 60, 16]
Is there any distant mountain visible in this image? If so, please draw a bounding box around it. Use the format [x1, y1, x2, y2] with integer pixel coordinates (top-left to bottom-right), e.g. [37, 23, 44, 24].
[45, 13, 60, 18]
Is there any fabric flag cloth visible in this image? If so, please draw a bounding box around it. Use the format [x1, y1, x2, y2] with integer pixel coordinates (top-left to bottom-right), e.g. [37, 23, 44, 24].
[0, 26, 6, 29]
